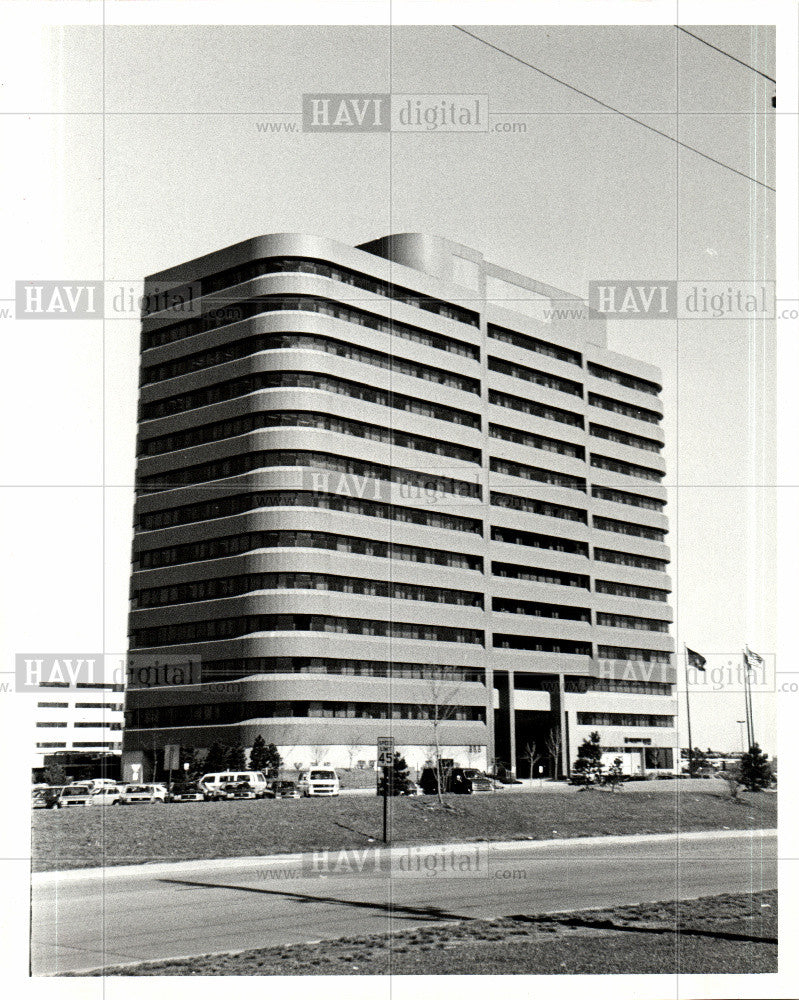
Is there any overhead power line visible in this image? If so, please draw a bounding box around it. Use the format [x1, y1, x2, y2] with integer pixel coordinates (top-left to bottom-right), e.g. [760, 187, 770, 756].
[675, 25, 776, 83]
[453, 25, 775, 193]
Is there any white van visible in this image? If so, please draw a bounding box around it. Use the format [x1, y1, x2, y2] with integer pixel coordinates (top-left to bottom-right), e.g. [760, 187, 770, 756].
[198, 771, 270, 799]
[298, 769, 340, 797]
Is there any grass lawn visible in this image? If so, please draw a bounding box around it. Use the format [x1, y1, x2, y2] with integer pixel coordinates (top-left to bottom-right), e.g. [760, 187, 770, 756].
[89, 890, 777, 975]
[33, 787, 776, 872]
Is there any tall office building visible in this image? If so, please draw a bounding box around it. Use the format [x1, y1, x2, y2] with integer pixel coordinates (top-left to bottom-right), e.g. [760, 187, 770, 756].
[123, 233, 677, 778]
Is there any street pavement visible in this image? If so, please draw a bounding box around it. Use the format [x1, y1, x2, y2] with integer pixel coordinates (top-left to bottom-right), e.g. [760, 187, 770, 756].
[31, 829, 776, 975]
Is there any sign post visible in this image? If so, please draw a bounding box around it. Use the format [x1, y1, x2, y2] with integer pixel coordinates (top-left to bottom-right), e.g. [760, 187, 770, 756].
[164, 744, 180, 792]
[377, 737, 394, 844]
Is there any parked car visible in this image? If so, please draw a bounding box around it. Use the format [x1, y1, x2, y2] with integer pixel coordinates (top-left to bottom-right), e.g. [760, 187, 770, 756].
[167, 781, 205, 803]
[298, 769, 340, 796]
[58, 783, 120, 807]
[198, 771, 270, 799]
[376, 775, 420, 796]
[267, 780, 300, 799]
[118, 783, 167, 805]
[32, 784, 66, 809]
[220, 780, 258, 800]
[462, 769, 499, 792]
[446, 768, 473, 794]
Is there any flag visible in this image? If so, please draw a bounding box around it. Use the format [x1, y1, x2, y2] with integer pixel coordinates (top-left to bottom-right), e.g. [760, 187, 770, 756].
[686, 648, 706, 671]
[745, 646, 764, 669]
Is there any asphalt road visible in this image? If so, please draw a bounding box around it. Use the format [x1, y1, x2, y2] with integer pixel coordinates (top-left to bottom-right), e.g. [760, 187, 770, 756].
[32, 829, 777, 975]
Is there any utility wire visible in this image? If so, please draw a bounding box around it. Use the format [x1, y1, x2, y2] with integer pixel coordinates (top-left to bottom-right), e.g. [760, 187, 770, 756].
[675, 26, 776, 83]
[453, 25, 775, 193]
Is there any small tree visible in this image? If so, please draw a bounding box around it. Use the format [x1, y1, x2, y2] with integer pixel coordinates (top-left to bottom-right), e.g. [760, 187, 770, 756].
[521, 741, 541, 780]
[573, 731, 603, 786]
[378, 751, 410, 796]
[204, 742, 228, 773]
[739, 744, 772, 792]
[44, 764, 67, 786]
[261, 743, 282, 777]
[249, 735, 268, 772]
[545, 727, 562, 778]
[687, 746, 709, 776]
[178, 746, 203, 780]
[226, 746, 248, 771]
[603, 757, 624, 792]
[719, 766, 743, 801]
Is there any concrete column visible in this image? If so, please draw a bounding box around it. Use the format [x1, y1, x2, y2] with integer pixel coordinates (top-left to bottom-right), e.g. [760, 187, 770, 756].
[558, 673, 569, 778]
[507, 668, 516, 777]
[484, 664, 495, 773]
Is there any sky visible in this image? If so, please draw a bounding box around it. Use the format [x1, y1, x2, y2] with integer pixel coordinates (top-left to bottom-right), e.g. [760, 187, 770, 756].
[0, 22, 778, 754]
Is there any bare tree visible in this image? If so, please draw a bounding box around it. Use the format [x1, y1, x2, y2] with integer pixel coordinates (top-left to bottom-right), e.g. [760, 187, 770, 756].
[521, 741, 542, 780]
[345, 743, 361, 770]
[545, 727, 563, 779]
[311, 745, 330, 766]
[427, 676, 464, 804]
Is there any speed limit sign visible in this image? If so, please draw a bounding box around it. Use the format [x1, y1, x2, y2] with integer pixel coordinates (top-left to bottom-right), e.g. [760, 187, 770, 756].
[377, 736, 395, 766]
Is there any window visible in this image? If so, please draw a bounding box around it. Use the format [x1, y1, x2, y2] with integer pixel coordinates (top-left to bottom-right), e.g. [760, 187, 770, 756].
[142, 330, 479, 390]
[493, 636, 591, 655]
[565, 677, 673, 696]
[490, 491, 587, 524]
[127, 698, 486, 729]
[594, 548, 668, 571]
[595, 580, 670, 602]
[593, 516, 666, 541]
[487, 322, 582, 366]
[577, 712, 674, 728]
[588, 392, 661, 424]
[592, 486, 665, 511]
[142, 256, 480, 327]
[140, 409, 481, 465]
[134, 571, 484, 610]
[138, 449, 482, 498]
[596, 612, 670, 633]
[489, 388, 583, 428]
[597, 646, 672, 665]
[489, 423, 584, 460]
[491, 561, 589, 589]
[489, 356, 583, 397]
[143, 292, 480, 359]
[589, 423, 661, 453]
[645, 748, 674, 769]
[136, 528, 483, 572]
[590, 453, 663, 482]
[139, 489, 483, 536]
[491, 525, 589, 557]
[140, 369, 480, 428]
[492, 598, 590, 622]
[587, 362, 661, 396]
[131, 615, 485, 649]
[167, 659, 484, 684]
[490, 457, 586, 492]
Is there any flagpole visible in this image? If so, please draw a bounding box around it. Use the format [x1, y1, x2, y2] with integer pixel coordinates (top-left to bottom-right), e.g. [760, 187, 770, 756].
[745, 648, 757, 749]
[684, 645, 693, 776]
[742, 648, 753, 750]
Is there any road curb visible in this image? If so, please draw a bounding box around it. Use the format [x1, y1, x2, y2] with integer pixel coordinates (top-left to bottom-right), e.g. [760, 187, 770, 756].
[33, 827, 777, 885]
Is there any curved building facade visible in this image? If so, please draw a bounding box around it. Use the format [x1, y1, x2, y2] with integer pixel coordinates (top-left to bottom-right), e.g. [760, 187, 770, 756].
[123, 233, 677, 777]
